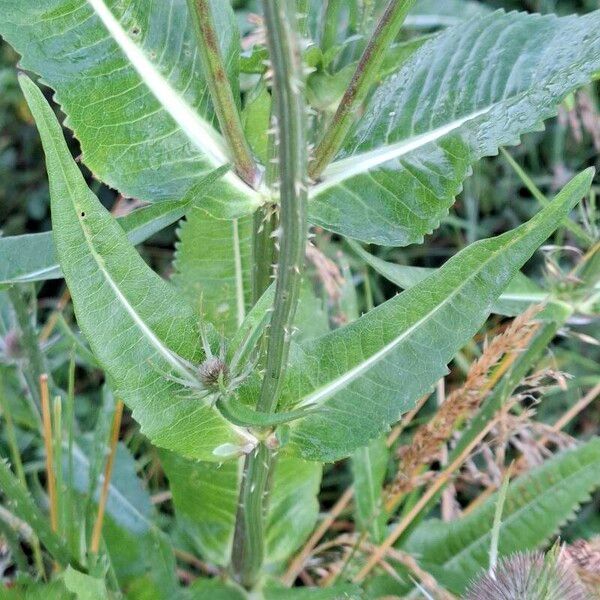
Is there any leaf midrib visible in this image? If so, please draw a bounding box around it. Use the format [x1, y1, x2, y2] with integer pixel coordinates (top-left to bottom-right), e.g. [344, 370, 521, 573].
[46, 113, 198, 385]
[85, 0, 256, 198]
[296, 231, 521, 410]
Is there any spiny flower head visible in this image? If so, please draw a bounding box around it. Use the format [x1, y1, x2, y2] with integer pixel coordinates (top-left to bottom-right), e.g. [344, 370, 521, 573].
[465, 550, 590, 600]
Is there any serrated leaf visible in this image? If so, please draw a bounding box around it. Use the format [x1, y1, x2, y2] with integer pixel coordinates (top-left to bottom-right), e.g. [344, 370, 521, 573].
[0, 200, 189, 285]
[347, 240, 573, 321]
[403, 437, 600, 594]
[0, 0, 260, 215]
[20, 74, 256, 461]
[280, 170, 593, 462]
[173, 210, 252, 337]
[308, 10, 600, 245]
[161, 451, 321, 568]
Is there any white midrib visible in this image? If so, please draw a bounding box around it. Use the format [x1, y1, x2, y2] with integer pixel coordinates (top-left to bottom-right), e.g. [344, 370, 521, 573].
[232, 219, 246, 328]
[86, 0, 255, 197]
[311, 106, 493, 196]
[12, 264, 61, 283]
[47, 114, 199, 383]
[296, 232, 521, 410]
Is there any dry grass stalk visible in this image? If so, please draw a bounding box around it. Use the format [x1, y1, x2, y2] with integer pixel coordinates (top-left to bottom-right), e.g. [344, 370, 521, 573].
[310, 532, 455, 598]
[283, 394, 431, 585]
[359, 405, 512, 583]
[388, 305, 541, 501]
[305, 243, 344, 302]
[90, 400, 124, 554]
[40, 374, 58, 533]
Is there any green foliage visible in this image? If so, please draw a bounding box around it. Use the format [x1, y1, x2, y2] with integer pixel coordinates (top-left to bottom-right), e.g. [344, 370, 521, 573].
[0, 200, 190, 285]
[20, 75, 254, 461]
[280, 170, 593, 461]
[161, 450, 321, 568]
[404, 438, 600, 594]
[173, 211, 252, 337]
[309, 10, 600, 245]
[0, 0, 598, 597]
[0, 0, 260, 215]
[347, 240, 573, 320]
[351, 437, 388, 543]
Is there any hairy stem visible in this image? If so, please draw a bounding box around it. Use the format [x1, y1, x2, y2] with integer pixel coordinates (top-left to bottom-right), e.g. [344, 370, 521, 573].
[231, 0, 307, 588]
[256, 1, 307, 415]
[309, 0, 416, 179]
[186, 0, 259, 187]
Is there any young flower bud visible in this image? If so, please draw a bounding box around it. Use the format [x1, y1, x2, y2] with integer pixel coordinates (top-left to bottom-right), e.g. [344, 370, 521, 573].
[198, 356, 228, 389]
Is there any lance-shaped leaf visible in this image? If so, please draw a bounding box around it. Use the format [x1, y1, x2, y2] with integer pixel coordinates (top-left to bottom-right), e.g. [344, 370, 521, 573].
[173, 210, 252, 337]
[0, 0, 260, 215]
[0, 200, 189, 285]
[347, 240, 573, 321]
[21, 75, 256, 461]
[309, 9, 600, 245]
[280, 169, 593, 462]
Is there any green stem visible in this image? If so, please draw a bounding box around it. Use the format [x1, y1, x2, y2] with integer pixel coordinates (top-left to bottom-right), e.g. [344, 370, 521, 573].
[230, 444, 271, 587]
[309, 0, 416, 179]
[231, 0, 307, 588]
[186, 0, 260, 187]
[321, 0, 345, 55]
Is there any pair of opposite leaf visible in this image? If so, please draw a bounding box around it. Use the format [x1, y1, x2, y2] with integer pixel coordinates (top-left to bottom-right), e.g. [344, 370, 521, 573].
[20, 73, 595, 464]
[6, 0, 599, 463]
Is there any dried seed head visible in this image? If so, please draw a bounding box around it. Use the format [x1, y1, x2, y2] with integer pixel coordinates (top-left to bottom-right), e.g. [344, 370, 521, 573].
[198, 357, 228, 388]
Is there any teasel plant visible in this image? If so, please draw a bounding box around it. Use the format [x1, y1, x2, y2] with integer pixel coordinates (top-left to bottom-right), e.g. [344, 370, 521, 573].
[0, 0, 600, 598]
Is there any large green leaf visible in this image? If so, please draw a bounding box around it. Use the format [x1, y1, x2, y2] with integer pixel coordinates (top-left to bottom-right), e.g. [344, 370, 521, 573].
[159, 452, 239, 566]
[0, 200, 189, 285]
[173, 210, 252, 337]
[0, 0, 261, 215]
[308, 10, 600, 245]
[161, 451, 321, 568]
[347, 240, 573, 321]
[21, 75, 257, 461]
[402, 437, 600, 594]
[278, 170, 593, 462]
